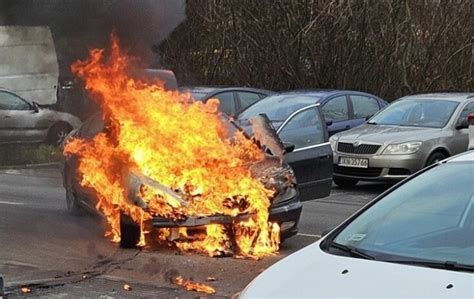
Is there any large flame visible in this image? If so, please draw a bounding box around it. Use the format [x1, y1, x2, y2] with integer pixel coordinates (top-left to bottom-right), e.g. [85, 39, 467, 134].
[64, 35, 280, 257]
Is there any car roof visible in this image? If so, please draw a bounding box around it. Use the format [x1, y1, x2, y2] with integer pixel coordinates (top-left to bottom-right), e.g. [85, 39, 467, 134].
[445, 150, 474, 163]
[273, 89, 381, 99]
[401, 92, 474, 103]
[180, 86, 273, 95]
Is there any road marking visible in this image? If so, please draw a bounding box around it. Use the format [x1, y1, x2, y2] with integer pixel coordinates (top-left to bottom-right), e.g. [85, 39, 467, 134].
[0, 200, 25, 205]
[297, 233, 321, 238]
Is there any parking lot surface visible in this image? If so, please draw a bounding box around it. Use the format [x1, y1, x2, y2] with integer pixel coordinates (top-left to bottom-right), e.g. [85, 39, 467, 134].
[0, 165, 390, 297]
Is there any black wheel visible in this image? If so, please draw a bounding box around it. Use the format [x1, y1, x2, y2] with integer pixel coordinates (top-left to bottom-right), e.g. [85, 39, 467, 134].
[48, 123, 72, 146]
[333, 177, 359, 188]
[65, 173, 83, 215]
[120, 213, 141, 248]
[425, 152, 446, 167]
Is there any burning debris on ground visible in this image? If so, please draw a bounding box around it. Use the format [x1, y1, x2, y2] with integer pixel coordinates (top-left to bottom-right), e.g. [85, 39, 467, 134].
[63, 33, 296, 259]
[174, 276, 216, 294]
[123, 283, 132, 291]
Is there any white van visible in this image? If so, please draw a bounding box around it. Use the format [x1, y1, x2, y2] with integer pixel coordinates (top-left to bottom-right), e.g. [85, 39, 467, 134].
[0, 26, 59, 105]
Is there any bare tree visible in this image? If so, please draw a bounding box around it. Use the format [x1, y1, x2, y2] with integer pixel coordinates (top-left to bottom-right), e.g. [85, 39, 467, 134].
[158, 0, 474, 100]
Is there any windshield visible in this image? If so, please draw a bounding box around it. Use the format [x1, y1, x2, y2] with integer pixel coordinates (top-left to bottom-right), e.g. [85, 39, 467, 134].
[369, 99, 459, 128]
[331, 162, 474, 267]
[238, 95, 317, 121]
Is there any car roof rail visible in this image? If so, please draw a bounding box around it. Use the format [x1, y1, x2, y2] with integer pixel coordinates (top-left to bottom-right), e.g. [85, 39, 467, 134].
[409, 90, 468, 95]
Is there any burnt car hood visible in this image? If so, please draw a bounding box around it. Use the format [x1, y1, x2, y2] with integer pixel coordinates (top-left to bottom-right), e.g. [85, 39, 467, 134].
[231, 114, 286, 159]
[336, 124, 443, 144]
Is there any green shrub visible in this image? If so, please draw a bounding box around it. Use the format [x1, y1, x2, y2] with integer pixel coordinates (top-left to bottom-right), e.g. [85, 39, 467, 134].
[0, 144, 62, 166]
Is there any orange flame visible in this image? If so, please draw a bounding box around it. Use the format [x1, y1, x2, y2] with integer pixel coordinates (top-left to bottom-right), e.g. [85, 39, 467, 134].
[64, 34, 279, 257]
[174, 276, 216, 294]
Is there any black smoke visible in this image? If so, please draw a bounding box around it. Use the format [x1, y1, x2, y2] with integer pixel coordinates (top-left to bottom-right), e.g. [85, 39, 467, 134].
[0, 0, 186, 75]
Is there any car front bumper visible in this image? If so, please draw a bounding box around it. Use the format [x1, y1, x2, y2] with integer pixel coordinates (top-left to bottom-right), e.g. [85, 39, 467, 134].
[333, 151, 426, 181]
[149, 196, 302, 240]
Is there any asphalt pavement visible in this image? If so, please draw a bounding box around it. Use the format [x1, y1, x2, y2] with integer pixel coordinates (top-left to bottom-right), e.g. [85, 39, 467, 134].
[0, 165, 390, 298]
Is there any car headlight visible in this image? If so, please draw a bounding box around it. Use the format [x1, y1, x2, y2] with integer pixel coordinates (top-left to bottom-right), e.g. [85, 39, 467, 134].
[329, 136, 338, 152]
[382, 141, 422, 155]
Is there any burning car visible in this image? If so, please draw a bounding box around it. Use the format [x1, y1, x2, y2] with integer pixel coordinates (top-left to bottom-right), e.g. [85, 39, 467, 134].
[62, 112, 301, 255]
[60, 35, 326, 258]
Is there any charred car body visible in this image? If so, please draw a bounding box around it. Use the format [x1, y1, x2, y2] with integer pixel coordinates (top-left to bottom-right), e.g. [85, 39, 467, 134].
[62, 113, 314, 248]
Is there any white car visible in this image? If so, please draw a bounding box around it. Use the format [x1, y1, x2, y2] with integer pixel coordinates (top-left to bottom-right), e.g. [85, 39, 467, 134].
[240, 151, 474, 298]
[468, 113, 474, 150]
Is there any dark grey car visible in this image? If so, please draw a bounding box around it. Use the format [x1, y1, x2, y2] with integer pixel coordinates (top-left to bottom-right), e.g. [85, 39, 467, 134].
[331, 92, 474, 186]
[180, 86, 273, 116]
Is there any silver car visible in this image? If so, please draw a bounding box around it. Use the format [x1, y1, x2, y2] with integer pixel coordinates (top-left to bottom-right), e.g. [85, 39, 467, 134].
[330, 92, 474, 187]
[0, 89, 82, 145]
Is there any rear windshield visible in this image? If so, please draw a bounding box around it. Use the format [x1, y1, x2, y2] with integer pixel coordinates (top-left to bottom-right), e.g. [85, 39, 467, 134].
[190, 92, 208, 101]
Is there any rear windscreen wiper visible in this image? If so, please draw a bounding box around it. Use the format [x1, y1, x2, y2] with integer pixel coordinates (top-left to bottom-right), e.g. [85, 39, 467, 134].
[386, 260, 474, 272]
[329, 242, 376, 260]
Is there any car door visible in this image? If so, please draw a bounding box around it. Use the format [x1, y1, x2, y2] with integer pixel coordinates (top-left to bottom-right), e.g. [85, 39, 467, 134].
[0, 90, 40, 143]
[321, 95, 352, 136]
[208, 91, 238, 116]
[277, 104, 332, 201]
[235, 91, 263, 114]
[450, 101, 474, 154]
[349, 94, 381, 127]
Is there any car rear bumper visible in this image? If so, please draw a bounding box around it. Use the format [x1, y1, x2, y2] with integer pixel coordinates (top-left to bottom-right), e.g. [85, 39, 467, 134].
[150, 196, 302, 239]
[333, 152, 425, 181]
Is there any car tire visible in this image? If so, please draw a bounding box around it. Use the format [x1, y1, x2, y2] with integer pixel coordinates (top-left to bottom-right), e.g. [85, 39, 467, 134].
[425, 152, 446, 167]
[120, 213, 141, 249]
[48, 123, 72, 146]
[333, 177, 359, 188]
[65, 173, 83, 216]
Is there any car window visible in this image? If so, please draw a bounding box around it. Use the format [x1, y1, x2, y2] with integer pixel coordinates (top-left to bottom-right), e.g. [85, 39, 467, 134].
[457, 102, 474, 123]
[322, 96, 349, 122]
[0, 91, 30, 110]
[238, 95, 318, 121]
[332, 162, 474, 266]
[351, 95, 380, 119]
[213, 92, 235, 115]
[190, 91, 208, 101]
[238, 92, 261, 110]
[278, 107, 324, 150]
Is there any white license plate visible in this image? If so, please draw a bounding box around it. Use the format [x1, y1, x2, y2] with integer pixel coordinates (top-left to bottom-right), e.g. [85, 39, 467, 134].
[339, 157, 369, 168]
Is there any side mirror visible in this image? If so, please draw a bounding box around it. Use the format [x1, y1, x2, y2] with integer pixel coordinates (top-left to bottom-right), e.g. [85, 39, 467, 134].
[325, 120, 333, 126]
[456, 113, 474, 129]
[283, 142, 295, 153]
[31, 101, 39, 113]
[60, 79, 75, 90]
[468, 113, 474, 126]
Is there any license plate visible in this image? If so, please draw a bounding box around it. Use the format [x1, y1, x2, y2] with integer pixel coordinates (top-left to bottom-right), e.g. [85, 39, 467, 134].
[339, 157, 369, 168]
